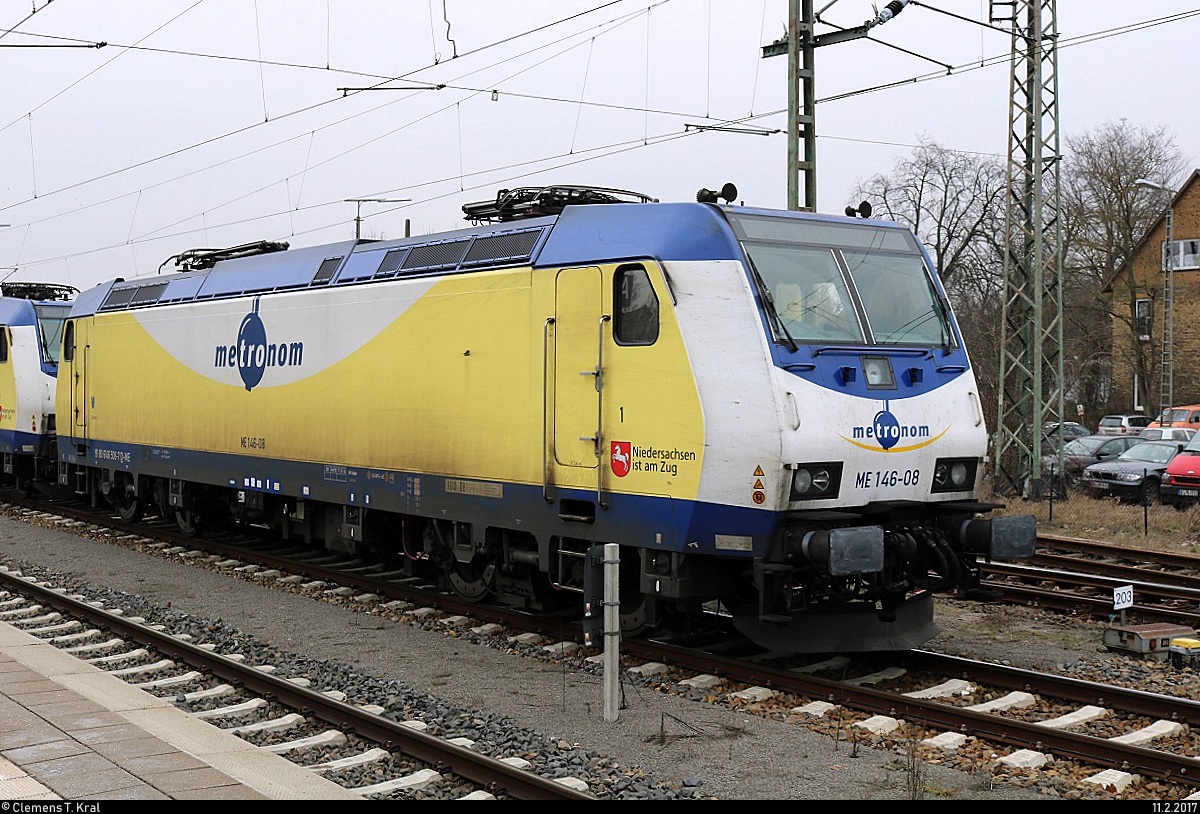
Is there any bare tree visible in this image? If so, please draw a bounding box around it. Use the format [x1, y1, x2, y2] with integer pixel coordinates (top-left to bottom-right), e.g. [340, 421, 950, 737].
[851, 138, 1006, 290]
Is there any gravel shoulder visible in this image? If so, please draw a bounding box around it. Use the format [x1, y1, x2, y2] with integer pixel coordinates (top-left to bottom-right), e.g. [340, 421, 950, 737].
[0, 511, 1089, 800]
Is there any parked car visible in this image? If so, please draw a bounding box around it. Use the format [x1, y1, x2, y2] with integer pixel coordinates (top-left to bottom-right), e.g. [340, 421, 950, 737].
[1042, 434, 1144, 487]
[1159, 432, 1200, 509]
[1043, 421, 1092, 443]
[1080, 440, 1185, 504]
[1148, 404, 1200, 430]
[1097, 414, 1152, 435]
[1138, 427, 1197, 443]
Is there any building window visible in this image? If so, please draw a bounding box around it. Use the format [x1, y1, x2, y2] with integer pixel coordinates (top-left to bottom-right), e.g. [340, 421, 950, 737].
[1163, 239, 1200, 271]
[1135, 298, 1151, 341]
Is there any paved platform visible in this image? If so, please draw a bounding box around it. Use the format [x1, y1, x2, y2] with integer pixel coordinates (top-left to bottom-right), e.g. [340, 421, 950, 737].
[0, 620, 362, 800]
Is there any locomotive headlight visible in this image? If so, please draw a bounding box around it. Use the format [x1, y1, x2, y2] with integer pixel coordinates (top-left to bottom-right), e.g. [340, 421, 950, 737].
[931, 457, 978, 494]
[794, 469, 812, 493]
[790, 462, 842, 501]
[861, 355, 895, 389]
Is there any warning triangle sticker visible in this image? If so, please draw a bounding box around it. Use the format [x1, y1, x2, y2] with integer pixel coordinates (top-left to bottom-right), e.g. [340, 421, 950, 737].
[753, 466, 764, 476]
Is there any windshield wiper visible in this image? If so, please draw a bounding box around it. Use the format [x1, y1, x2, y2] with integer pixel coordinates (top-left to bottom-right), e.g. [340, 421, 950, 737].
[745, 255, 798, 353]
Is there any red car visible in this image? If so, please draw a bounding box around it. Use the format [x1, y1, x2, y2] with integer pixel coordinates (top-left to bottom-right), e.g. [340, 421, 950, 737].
[1160, 433, 1200, 509]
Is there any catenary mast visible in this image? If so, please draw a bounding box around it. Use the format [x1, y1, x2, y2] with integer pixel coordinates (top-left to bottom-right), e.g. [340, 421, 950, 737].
[991, 0, 1064, 499]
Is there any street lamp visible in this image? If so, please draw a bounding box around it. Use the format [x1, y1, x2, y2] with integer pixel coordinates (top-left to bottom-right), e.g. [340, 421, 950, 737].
[345, 198, 411, 240]
[1134, 178, 1176, 417]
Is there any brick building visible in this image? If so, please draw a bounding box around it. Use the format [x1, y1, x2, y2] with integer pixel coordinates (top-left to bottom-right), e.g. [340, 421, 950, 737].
[1105, 170, 1200, 417]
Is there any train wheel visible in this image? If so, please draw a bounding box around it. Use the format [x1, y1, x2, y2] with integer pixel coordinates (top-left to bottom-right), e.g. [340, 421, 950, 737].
[618, 548, 648, 636]
[114, 491, 144, 523]
[619, 595, 648, 635]
[175, 508, 203, 537]
[422, 521, 494, 602]
[446, 559, 496, 603]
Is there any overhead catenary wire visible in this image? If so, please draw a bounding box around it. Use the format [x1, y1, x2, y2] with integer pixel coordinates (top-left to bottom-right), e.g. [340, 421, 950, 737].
[0, 2, 659, 217]
[2, 3, 1188, 213]
[0, 3, 1197, 279]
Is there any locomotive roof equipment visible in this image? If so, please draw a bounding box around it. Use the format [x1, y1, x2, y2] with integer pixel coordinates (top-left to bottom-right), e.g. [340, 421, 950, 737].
[462, 185, 658, 223]
[160, 240, 291, 273]
[0, 282, 78, 302]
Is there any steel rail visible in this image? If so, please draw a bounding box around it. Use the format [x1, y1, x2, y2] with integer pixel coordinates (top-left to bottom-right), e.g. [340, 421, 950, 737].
[0, 567, 594, 801]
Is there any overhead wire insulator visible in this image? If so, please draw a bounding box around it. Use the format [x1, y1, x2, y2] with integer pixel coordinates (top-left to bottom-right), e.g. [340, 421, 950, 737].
[872, 0, 909, 27]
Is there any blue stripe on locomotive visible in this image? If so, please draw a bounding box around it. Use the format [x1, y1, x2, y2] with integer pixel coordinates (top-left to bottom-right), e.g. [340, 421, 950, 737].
[0, 298, 39, 325]
[67, 205, 970, 409]
[82, 439, 768, 558]
[0, 429, 51, 457]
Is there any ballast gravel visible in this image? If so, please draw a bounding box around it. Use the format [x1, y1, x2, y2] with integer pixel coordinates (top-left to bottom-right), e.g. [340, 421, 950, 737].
[0, 509, 1166, 800]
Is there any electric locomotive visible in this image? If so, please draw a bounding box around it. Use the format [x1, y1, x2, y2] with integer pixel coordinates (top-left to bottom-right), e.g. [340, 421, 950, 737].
[53, 185, 1035, 652]
[0, 282, 76, 488]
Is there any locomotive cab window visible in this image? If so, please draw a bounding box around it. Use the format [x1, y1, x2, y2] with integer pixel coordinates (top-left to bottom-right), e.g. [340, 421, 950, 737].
[0, 328, 7, 363]
[849, 252, 950, 346]
[35, 304, 70, 364]
[728, 213, 955, 349]
[614, 265, 659, 345]
[762, 247, 860, 344]
[62, 321, 75, 363]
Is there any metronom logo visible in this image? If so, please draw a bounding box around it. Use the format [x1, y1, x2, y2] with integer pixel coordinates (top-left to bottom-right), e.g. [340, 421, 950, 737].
[212, 296, 304, 391]
[849, 401, 932, 451]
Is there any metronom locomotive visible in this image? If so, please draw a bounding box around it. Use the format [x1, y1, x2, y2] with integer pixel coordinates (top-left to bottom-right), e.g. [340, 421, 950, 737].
[0, 282, 76, 486]
[44, 184, 1034, 652]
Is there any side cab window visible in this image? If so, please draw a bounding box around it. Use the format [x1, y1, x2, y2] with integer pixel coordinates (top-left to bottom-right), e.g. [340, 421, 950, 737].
[0, 327, 7, 363]
[613, 264, 659, 345]
[62, 321, 75, 363]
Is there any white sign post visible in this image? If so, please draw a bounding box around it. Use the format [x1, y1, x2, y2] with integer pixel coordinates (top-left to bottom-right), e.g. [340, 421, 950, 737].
[1114, 584, 1133, 626]
[601, 543, 620, 723]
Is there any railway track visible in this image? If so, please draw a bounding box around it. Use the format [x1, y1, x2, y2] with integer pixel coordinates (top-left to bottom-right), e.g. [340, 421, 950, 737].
[9, 494, 1200, 798]
[0, 564, 593, 801]
[978, 534, 1200, 628]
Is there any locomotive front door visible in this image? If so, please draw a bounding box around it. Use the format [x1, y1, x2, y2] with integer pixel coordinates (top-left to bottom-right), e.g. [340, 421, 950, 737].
[551, 266, 604, 473]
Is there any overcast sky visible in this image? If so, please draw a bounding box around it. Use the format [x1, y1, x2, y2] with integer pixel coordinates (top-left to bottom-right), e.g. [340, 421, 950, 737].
[1, 1, 1196, 293]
